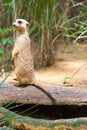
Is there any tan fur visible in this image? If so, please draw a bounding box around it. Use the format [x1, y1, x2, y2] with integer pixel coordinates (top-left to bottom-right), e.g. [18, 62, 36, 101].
[12, 19, 55, 103]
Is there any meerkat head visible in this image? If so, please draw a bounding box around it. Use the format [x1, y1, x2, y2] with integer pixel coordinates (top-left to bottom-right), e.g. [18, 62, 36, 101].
[13, 19, 29, 32]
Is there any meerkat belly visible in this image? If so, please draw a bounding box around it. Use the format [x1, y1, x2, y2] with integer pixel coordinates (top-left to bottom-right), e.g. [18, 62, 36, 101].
[15, 48, 35, 78]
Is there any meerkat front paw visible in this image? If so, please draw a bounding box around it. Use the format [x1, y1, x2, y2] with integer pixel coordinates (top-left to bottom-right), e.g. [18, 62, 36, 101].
[14, 82, 21, 87]
[14, 82, 27, 88]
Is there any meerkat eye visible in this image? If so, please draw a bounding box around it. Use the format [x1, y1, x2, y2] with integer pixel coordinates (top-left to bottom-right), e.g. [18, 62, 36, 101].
[26, 23, 30, 27]
[18, 21, 23, 24]
[26, 23, 29, 27]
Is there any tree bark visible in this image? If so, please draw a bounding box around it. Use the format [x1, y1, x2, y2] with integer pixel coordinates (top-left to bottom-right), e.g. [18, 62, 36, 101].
[0, 82, 87, 106]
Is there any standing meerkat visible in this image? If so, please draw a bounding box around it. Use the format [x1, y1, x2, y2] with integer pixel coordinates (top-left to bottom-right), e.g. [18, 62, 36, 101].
[12, 19, 55, 103]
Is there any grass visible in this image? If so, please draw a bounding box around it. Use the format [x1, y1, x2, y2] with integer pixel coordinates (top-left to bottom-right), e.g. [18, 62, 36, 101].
[1, 1, 87, 46]
[0, 0, 87, 69]
[0, 72, 11, 87]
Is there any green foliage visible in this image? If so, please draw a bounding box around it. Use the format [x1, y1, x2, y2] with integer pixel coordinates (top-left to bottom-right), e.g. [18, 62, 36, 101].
[0, 28, 13, 46]
[0, 28, 12, 35]
[1, 37, 13, 45]
[1, 0, 87, 45]
[0, 28, 13, 70]
[65, 2, 87, 43]
[0, 50, 4, 57]
[0, 0, 87, 68]
[13, 0, 59, 48]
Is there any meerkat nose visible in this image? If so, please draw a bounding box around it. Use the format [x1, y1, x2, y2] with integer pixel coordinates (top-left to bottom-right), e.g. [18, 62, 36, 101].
[13, 23, 16, 27]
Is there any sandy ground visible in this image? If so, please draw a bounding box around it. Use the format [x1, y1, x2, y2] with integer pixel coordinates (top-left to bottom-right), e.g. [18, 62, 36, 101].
[1, 60, 87, 89]
[1, 43, 87, 89]
[36, 60, 87, 88]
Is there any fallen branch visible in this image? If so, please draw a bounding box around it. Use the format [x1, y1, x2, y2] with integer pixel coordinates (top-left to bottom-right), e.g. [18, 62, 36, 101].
[0, 82, 87, 105]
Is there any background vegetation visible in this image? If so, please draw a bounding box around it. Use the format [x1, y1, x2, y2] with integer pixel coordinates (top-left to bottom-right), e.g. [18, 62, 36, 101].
[0, 1, 87, 129]
[0, 0, 87, 71]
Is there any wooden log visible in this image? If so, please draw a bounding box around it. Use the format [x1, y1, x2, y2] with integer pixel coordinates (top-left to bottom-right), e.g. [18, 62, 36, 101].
[0, 82, 87, 105]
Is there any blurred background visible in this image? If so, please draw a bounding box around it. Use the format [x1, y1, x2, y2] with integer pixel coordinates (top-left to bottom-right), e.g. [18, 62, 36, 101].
[0, 0, 87, 71]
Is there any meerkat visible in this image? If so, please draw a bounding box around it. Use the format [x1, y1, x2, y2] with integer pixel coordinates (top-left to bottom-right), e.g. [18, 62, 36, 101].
[12, 19, 55, 103]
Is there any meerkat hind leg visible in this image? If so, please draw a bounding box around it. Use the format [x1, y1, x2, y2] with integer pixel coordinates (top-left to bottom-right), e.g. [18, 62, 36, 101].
[14, 67, 27, 86]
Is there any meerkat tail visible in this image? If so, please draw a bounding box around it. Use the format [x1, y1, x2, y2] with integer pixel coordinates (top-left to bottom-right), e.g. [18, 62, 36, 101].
[32, 81, 56, 104]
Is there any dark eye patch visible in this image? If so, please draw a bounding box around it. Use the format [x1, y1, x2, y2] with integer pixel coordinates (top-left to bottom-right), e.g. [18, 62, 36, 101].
[26, 23, 29, 26]
[18, 20, 23, 24]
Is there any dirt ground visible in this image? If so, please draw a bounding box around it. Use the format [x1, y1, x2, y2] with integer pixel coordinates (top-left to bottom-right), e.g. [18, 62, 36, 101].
[1, 60, 87, 88]
[1, 43, 87, 89]
[36, 43, 87, 88]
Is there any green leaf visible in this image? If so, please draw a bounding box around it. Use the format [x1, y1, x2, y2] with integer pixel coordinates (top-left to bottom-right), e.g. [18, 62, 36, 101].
[0, 28, 12, 35]
[1, 39, 7, 45]
[1, 37, 13, 45]
[0, 49, 4, 57]
[6, 37, 13, 44]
